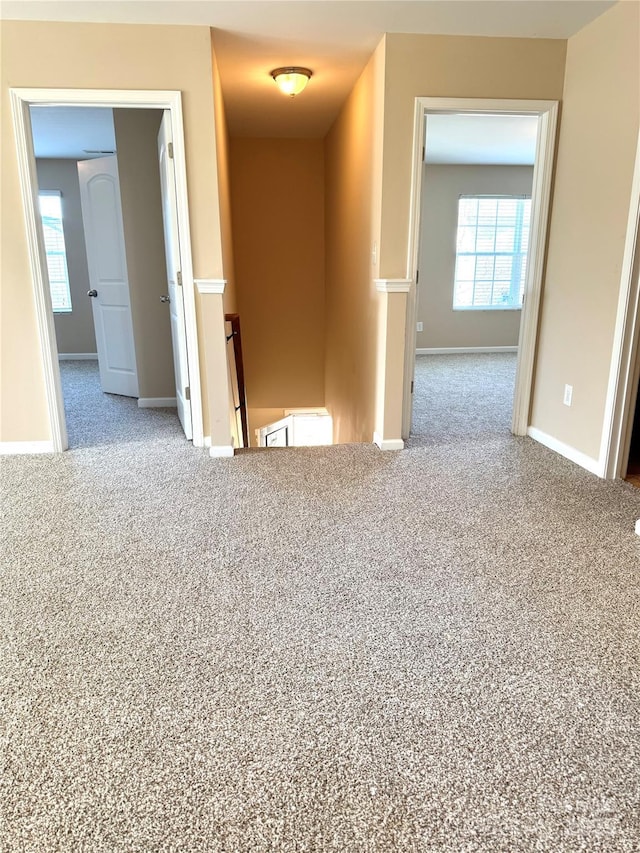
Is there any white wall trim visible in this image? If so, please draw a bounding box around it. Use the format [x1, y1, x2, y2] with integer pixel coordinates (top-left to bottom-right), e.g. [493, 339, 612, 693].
[416, 346, 518, 355]
[138, 397, 177, 408]
[195, 279, 227, 295]
[10, 88, 204, 449]
[0, 441, 55, 455]
[209, 444, 234, 458]
[373, 431, 404, 451]
[599, 130, 640, 480]
[58, 353, 98, 361]
[10, 90, 68, 452]
[527, 427, 602, 477]
[402, 98, 559, 441]
[203, 435, 212, 448]
[375, 279, 411, 293]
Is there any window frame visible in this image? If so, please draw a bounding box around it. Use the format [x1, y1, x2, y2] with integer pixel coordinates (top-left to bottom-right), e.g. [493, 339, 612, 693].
[452, 194, 531, 312]
[38, 189, 73, 314]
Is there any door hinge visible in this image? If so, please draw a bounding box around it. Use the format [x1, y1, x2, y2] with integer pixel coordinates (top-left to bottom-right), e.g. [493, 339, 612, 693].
[411, 380, 414, 394]
[168, 142, 174, 159]
[185, 386, 190, 401]
[177, 270, 182, 286]
[416, 270, 419, 284]
[422, 146, 425, 161]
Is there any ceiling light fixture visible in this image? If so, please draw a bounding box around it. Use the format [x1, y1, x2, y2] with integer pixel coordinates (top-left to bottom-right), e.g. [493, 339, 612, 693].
[270, 67, 312, 97]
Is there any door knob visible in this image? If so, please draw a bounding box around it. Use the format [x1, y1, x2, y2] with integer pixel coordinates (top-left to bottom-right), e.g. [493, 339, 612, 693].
[87, 289, 98, 297]
[160, 295, 170, 303]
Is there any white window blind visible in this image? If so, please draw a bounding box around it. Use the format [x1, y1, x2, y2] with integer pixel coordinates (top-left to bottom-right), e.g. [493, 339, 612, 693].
[39, 192, 72, 313]
[453, 196, 531, 310]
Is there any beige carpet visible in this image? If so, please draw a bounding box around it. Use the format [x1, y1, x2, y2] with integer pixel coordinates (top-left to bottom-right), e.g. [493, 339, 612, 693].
[1, 357, 639, 851]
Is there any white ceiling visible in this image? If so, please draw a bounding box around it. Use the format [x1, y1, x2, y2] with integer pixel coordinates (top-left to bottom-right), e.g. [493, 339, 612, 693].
[4, 1, 616, 137]
[425, 114, 538, 165]
[30, 107, 117, 159]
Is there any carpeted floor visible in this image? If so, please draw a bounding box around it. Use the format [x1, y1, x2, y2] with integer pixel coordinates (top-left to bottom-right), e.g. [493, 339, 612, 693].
[409, 352, 516, 447]
[1, 357, 639, 851]
[59, 360, 182, 449]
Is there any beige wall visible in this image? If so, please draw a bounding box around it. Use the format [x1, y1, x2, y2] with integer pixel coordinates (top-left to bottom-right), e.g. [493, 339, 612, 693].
[530, 1, 640, 460]
[229, 138, 326, 430]
[417, 164, 533, 349]
[324, 40, 386, 444]
[1, 20, 225, 442]
[35, 158, 97, 355]
[379, 34, 567, 279]
[113, 108, 175, 400]
[211, 39, 237, 316]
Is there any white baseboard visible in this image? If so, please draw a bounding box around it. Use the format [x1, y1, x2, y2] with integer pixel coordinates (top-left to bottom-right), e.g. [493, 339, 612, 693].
[416, 346, 518, 355]
[373, 432, 404, 451]
[0, 440, 55, 455]
[203, 436, 211, 448]
[635, 519, 640, 537]
[209, 445, 234, 458]
[527, 427, 602, 476]
[58, 352, 98, 360]
[137, 397, 177, 408]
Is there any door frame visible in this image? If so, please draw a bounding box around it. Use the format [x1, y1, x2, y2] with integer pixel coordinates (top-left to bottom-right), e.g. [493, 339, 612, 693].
[402, 97, 559, 439]
[599, 130, 640, 479]
[9, 88, 204, 450]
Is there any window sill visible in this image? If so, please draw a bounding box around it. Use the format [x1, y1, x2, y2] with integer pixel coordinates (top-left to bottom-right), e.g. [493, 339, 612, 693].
[452, 306, 522, 312]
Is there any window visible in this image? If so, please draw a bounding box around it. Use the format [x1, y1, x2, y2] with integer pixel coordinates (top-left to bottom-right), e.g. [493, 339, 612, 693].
[39, 192, 72, 313]
[453, 196, 531, 310]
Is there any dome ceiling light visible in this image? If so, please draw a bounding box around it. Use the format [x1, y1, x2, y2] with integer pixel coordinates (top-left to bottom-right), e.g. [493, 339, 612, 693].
[270, 67, 312, 97]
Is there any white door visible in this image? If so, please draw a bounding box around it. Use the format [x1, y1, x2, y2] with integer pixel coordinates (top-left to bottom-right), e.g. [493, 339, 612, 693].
[78, 156, 139, 397]
[157, 112, 192, 439]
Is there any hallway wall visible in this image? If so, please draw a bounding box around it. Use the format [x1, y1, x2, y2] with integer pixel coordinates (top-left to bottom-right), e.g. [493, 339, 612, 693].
[229, 138, 325, 439]
[1, 20, 225, 444]
[530, 0, 640, 461]
[324, 40, 386, 445]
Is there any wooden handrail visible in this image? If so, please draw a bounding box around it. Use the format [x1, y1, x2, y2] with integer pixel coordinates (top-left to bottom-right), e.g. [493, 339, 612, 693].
[225, 313, 249, 448]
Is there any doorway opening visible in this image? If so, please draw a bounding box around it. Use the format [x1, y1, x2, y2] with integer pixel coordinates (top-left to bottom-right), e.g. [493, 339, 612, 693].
[10, 88, 203, 452]
[402, 98, 559, 444]
[410, 112, 537, 445]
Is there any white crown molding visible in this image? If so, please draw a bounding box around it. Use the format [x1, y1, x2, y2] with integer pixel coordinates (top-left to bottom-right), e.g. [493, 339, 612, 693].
[527, 427, 602, 477]
[375, 279, 412, 294]
[0, 441, 55, 455]
[195, 279, 227, 295]
[373, 432, 404, 451]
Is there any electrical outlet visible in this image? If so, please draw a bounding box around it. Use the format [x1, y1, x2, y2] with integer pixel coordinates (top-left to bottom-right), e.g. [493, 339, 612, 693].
[416, 321, 424, 332]
[563, 384, 573, 407]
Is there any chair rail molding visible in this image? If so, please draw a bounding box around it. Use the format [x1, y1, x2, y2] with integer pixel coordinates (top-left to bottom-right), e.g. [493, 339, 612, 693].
[195, 279, 227, 295]
[375, 279, 412, 293]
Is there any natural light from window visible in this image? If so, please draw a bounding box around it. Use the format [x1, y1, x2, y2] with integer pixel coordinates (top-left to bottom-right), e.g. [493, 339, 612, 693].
[453, 196, 531, 310]
[39, 191, 72, 313]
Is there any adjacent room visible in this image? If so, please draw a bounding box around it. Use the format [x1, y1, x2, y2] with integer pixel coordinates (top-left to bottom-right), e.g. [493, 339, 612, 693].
[30, 106, 187, 449]
[410, 113, 535, 447]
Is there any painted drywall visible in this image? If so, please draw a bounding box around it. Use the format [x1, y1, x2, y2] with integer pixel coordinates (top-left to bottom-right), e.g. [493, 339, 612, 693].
[379, 35, 566, 279]
[417, 164, 533, 349]
[530, 1, 640, 461]
[35, 159, 96, 355]
[1, 21, 226, 443]
[324, 39, 386, 444]
[229, 138, 325, 434]
[112, 108, 175, 400]
[211, 37, 237, 317]
[370, 33, 566, 444]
